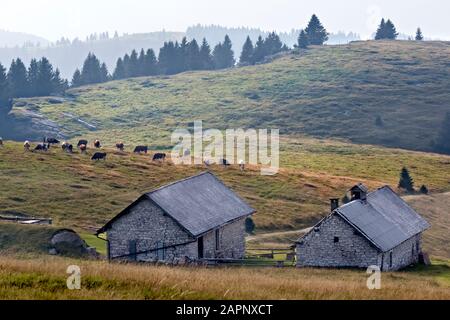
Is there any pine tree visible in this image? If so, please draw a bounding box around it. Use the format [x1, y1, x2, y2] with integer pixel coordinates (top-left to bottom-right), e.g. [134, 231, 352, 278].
[7, 58, 29, 98]
[138, 49, 146, 76]
[36, 57, 54, 96]
[384, 20, 399, 40]
[213, 35, 235, 69]
[158, 41, 178, 75]
[52, 68, 68, 94]
[305, 14, 329, 45]
[297, 29, 309, 49]
[419, 185, 429, 195]
[27, 58, 40, 97]
[0, 63, 10, 112]
[178, 37, 189, 72]
[415, 28, 424, 41]
[375, 18, 398, 40]
[240, 36, 254, 65]
[187, 39, 202, 70]
[375, 18, 387, 40]
[80, 53, 104, 85]
[252, 36, 266, 63]
[123, 54, 131, 78]
[398, 167, 415, 192]
[199, 38, 214, 70]
[129, 50, 139, 77]
[434, 112, 450, 154]
[264, 32, 284, 56]
[71, 69, 82, 87]
[144, 49, 158, 76]
[113, 58, 126, 80]
[100, 63, 109, 82]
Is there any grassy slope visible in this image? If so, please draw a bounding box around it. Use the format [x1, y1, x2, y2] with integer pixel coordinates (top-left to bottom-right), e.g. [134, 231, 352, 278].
[1, 139, 449, 258]
[0, 256, 448, 300]
[10, 41, 450, 152]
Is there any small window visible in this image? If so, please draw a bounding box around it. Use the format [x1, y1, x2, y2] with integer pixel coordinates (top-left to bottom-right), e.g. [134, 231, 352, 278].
[334, 237, 339, 243]
[215, 229, 220, 251]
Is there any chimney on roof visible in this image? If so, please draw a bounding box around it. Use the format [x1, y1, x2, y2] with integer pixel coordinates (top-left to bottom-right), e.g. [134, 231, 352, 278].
[350, 184, 368, 201]
[330, 198, 340, 212]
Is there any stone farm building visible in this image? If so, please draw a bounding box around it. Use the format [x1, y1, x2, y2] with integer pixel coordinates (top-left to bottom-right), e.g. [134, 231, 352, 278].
[97, 172, 255, 263]
[296, 184, 430, 271]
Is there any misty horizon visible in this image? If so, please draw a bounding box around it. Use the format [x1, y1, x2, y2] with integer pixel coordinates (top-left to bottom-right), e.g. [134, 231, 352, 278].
[1, 0, 450, 42]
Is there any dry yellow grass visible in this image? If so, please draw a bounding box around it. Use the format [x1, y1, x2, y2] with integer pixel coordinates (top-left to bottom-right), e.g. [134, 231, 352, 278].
[0, 257, 448, 300]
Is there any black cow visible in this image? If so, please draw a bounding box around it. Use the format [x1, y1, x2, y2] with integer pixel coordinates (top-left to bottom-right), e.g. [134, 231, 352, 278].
[34, 144, 49, 152]
[116, 142, 125, 151]
[94, 140, 101, 148]
[77, 140, 88, 147]
[44, 137, 60, 145]
[91, 152, 107, 161]
[221, 159, 231, 166]
[133, 146, 148, 154]
[153, 153, 167, 161]
[62, 143, 74, 153]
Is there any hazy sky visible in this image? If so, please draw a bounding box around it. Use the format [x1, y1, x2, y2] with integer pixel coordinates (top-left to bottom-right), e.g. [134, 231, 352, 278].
[1, 0, 449, 41]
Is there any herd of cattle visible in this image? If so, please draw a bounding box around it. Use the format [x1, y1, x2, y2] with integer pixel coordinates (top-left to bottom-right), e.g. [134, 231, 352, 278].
[0, 136, 245, 169]
[18, 137, 167, 162]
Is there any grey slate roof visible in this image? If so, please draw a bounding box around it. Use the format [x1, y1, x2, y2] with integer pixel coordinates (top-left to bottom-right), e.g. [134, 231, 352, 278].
[97, 172, 255, 237]
[335, 186, 430, 252]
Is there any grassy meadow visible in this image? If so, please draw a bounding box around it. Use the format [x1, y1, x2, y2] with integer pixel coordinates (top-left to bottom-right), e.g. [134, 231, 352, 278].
[0, 256, 448, 300]
[9, 41, 450, 153]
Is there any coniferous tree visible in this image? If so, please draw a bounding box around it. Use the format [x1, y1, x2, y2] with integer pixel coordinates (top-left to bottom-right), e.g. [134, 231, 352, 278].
[297, 29, 309, 49]
[144, 49, 158, 75]
[384, 20, 399, 40]
[178, 37, 189, 72]
[36, 57, 54, 96]
[0, 63, 10, 112]
[419, 185, 429, 195]
[187, 39, 202, 70]
[434, 112, 450, 154]
[52, 68, 68, 94]
[199, 38, 214, 70]
[71, 69, 82, 87]
[264, 32, 284, 56]
[7, 58, 29, 98]
[138, 49, 146, 76]
[375, 18, 398, 40]
[398, 167, 415, 192]
[252, 36, 266, 63]
[305, 14, 329, 45]
[113, 58, 126, 80]
[213, 35, 235, 69]
[240, 36, 254, 65]
[158, 41, 178, 75]
[79, 53, 106, 85]
[27, 58, 40, 97]
[122, 54, 131, 78]
[129, 50, 139, 77]
[375, 18, 387, 40]
[415, 28, 424, 41]
[100, 63, 109, 82]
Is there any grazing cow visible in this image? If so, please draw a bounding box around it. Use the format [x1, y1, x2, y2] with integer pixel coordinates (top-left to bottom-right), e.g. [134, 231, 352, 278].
[34, 144, 48, 152]
[24, 141, 31, 151]
[153, 153, 166, 161]
[79, 144, 87, 153]
[116, 142, 125, 151]
[133, 146, 148, 154]
[91, 152, 107, 161]
[45, 137, 60, 145]
[94, 140, 101, 148]
[77, 140, 88, 147]
[62, 142, 73, 153]
[221, 159, 231, 166]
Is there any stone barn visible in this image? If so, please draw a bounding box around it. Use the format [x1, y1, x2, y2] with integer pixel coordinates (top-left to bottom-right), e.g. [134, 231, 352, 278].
[296, 184, 430, 271]
[97, 172, 255, 263]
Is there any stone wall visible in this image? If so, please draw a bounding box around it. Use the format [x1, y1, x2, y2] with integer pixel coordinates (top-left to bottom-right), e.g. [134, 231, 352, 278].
[296, 214, 379, 268]
[296, 213, 424, 271]
[107, 198, 247, 262]
[379, 234, 422, 271]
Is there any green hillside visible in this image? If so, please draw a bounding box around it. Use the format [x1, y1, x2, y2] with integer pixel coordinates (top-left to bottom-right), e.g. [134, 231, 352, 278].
[7, 40, 450, 152]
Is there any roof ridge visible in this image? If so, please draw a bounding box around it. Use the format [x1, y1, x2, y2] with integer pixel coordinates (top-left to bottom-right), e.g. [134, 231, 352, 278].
[146, 171, 211, 195]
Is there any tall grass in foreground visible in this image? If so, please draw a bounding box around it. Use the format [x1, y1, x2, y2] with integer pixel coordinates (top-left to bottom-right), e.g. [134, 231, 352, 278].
[0, 257, 448, 300]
